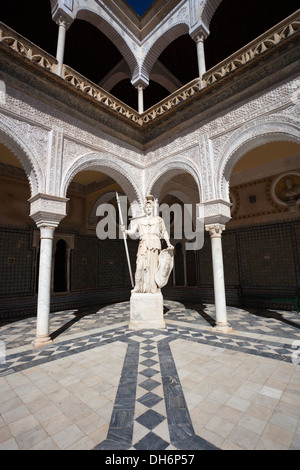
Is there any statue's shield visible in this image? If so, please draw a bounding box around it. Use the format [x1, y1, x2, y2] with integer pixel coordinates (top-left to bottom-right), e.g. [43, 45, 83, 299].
[155, 248, 174, 288]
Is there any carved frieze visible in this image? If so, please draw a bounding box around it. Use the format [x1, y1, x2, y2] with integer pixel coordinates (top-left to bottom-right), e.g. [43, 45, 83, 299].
[29, 193, 69, 227]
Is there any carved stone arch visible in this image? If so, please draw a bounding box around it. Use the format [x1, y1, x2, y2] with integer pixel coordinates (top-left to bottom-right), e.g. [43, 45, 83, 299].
[75, 7, 139, 77]
[218, 116, 300, 201]
[199, 0, 223, 30]
[147, 159, 202, 202]
[62, 152, 143, 208]
[139, 22, 190, 85]
[0, 115, 45, 196]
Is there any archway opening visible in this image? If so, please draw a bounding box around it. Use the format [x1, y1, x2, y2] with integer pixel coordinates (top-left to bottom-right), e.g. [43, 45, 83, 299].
[0, 142, 36, 321]
[226, 140, 300, 310]
[158, 34, 198, 86]
[65, 19, 123, 86]
[59, 167, 139, 307]
[150, 170, 200, 296]
[54, 239, 67, 293]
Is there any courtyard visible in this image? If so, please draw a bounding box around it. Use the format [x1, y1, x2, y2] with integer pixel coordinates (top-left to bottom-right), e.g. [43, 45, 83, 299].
[0, 301, 299, 450]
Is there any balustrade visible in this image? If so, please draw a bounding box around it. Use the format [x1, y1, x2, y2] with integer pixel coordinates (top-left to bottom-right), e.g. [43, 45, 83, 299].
[0, 10, 299, 126]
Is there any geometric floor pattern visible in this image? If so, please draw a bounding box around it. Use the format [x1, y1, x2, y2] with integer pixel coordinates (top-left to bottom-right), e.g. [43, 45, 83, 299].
[0, 301, 300, 450]
[95, 331, 219, 450]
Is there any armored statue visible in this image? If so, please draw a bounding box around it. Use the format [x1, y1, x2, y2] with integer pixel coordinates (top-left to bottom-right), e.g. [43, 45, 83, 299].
[122, 195, 174, 293]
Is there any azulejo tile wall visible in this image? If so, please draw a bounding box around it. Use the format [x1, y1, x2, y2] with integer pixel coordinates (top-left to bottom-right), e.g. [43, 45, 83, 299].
[0, 220, 299, 319]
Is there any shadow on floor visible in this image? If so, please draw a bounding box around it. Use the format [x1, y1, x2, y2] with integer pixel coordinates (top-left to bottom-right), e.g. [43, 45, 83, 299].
[50, 306, 108, 341]
[183, 302, 216, 327]
[245, 307, 300, 330]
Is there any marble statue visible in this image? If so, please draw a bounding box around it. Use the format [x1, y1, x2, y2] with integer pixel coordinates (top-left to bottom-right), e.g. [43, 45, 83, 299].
[122, 195, 174, 293]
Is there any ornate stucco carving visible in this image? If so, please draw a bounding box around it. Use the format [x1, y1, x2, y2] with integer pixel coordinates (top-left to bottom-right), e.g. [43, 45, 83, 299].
[145, 146, 202, 200]
[216, 113, 300, 201]
[61, 150, 143, 206]
[1, 70, 299, 221]
[29, 193, 69, 227]
[0, 10, 299, 226]
[0, 112, 48, 195]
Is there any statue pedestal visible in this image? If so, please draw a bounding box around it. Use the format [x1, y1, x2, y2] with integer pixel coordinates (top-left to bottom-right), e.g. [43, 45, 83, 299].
[129, 292, 166, 329]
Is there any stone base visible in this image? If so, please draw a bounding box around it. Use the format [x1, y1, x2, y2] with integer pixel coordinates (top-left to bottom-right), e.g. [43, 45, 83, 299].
[129, 292, 166, 330]
[213, 323, 233, 334]
[31, 336, 53, 348]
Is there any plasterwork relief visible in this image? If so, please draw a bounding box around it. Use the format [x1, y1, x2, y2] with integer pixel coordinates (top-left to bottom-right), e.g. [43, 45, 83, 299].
[206, 79, 297, 139]
[198, 134, 216, 202]
[145, 145, 202, 200]
[2, 81, 142, 168]
[46, 127, 64, 196]
[61, 149, 143, 206]
[146, 81, 299, 166]
[0, 110, 48, 195]
[0, 52, 299, 226]
[216, 113, 300, 201]
[145, 80, 300, 209]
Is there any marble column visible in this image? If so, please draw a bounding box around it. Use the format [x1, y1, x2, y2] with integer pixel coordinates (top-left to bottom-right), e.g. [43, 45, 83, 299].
[194, 34, 206, 87]
[32, 226, 56, 348]
[206, 224, 232, 333]
[137, 84, 144, 114]
[56, 16, 67, 77]
[29, 193, 68, 347]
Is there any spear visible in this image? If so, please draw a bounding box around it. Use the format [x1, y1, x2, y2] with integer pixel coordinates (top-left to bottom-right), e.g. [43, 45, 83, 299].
[116, 192, 134, 288]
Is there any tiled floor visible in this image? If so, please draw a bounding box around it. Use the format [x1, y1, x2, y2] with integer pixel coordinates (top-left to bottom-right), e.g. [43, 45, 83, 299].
[0, 300, 299, 450]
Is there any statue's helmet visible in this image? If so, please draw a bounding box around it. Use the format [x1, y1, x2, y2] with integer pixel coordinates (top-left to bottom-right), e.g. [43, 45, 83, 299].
[145, 194, 155, 208]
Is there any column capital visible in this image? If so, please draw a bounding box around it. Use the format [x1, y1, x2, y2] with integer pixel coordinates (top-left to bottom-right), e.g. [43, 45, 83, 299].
[191, 31, 207, 44]
[51, 1, 74, 30]
[56, 15, 70, 29]
[205, 223, 225, 238]
[203, 199, 232, 225]
[131, 75, 149, 89]
[29, 193, 69, 228]
[189, 23, 210, 43]
[39, 225, 56, 239]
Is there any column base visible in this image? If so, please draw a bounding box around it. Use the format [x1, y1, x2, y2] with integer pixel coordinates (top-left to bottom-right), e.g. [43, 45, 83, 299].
[129, 292, 166, 330]
[31, 335, 53, 348]
[213, 323, 233, 334]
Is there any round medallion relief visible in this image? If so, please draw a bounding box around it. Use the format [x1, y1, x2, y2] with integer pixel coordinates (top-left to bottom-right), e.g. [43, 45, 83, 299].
[271, 171, 300, 212]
